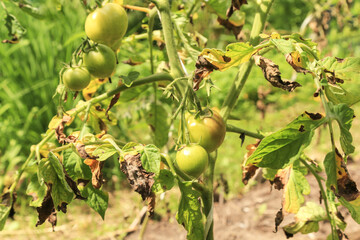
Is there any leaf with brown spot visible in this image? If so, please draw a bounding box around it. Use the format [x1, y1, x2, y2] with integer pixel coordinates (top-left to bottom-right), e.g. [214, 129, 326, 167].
[285, 51, 309, 74]
[120, 154, 155, 200]
[0, 192, 16, 230]
[84, 159, 104, 189]
[193, 56, 219, 91]
[217, 17, 244, 40]
[226, 0, 247, 18]
[254, 55, 301, 92]
[242, 140, 261, 185]
[55, 115, 77, 144]
[82, 79, 108, 101]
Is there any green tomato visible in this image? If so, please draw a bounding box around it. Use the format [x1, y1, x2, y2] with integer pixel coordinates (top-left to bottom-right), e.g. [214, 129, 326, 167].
[186, 108, 226, 153]
[85, 3, 128, 49]
[62, 66, 91, 91]
[83, 44, 116, 79]
[176, 144, 208, 178]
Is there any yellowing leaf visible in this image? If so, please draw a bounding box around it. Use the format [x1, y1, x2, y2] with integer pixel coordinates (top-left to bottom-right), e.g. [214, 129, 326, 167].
[82, 79, 108, 101]
[270, 32, 281, 39]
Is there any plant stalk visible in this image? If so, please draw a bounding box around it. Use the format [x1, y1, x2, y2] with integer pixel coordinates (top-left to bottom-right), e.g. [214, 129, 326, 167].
[220, 0, 274, 121]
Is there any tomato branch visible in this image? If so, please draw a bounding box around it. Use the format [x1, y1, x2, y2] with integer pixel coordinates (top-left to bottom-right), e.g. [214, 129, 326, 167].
[226, 124, 265, 139]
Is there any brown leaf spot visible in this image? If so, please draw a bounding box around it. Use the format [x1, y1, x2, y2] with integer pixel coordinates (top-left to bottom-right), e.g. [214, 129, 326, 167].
[270, 168, 290, 191]
[122, 59, 143, 66]
[305, 111, 323, 120]
[299, 125, 305, 132]
[64, 172, 86, 200]
[120, 154, 155, 200]
[254, 56, 301, 92]
[242, 164, 259, 185]
[285, 53, 309, 74]
[1, 192, 16, 219]
[226, 0, 248, 18]
[335, 57, 345, 63]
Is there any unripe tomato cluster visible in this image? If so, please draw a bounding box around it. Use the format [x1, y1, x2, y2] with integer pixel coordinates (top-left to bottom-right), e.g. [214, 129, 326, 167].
[62, 3, 128, 91]
[175, 108, 226, 179]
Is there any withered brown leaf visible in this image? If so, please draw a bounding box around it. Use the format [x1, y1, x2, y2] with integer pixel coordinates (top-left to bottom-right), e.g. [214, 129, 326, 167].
[254, 55, 301, 92]
[36, 184, 57, 230]
[120, 154, 155, 200]
[84, 159, 105, 189]
[193, 56, 219, 91]
[55, 115, 77, 145]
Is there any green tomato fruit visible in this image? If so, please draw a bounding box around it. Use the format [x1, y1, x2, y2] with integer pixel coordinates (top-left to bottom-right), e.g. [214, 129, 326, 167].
[85, 3, 128, 49]
[62, 66, 91, 91]
[83, 44, 116, 79]
[176, 144, 208, 178]
[186, 108, 226, 153]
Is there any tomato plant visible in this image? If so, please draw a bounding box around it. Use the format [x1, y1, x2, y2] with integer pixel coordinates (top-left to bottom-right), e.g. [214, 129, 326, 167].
[186, 108, 226, 153]
[62, 66, 91, 91]
[83, 44, 116, 79]
[1, 0, 360, 240]
[85, 3, 128, 50]
[176, 144, 208, 178]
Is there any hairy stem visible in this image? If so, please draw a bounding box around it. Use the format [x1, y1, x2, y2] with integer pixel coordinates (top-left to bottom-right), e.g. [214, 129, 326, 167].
[226, 124, 265, 139]
[221, 0, 274, 121]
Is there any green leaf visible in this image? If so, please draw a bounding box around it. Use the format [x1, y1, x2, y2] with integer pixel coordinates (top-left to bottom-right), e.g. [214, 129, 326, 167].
[26, 175, 47, 207]
[199, 42, 257, 72]
[288, 33, 317, 48]
[325, 83, 360, 106]
[321, 57, 360, 81]
[63, 149, 92, 181]
[339, 197, 360, 224]
[205, 0, 231, 19]
[152, 169, 175, 194]
[246, 112, 325, 169]
[120, 71, 140, 87]
[80, 183, 109, 220]
[146, 103, 170, 148]
[283, 202, 326, 235]
[284, 165, 311, 213]
[119, 85, 147, 102]
[262, 168, 278, 180]
[271, 39, 295, 54]
[92, 145, 118, 161]
[330, 103, 355, 155]
[140, 145, 161, 175]
[38, 153, 74, 208]
[176, 181, 205, 240]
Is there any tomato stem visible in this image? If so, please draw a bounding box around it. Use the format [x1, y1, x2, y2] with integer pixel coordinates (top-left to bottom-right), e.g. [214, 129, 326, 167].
[123, 5, 150, 13]
[226, 124, 264, 139]
[220, 0, 274, 122]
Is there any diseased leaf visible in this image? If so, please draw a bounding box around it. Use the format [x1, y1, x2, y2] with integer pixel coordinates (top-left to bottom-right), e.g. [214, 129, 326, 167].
[152, 169, 175, 194]
[283, 202, 326, 235]
[140, 145, 161, 175]
[3, 13, 26, 43]
[325, 83, 360, 106]
[84, 159, 105, 189]
[80, 183, 108, 220]
[26, 175, 47, 207]
[176, 181, 205, 240]
[38, 153, 74, 208]
[320, 57, 360, 81]
[246, 112, 325, 169]
[120, 154, 155, 200]
[63, 149, 92, 181]
[283, 165, 311, 213]
[92, 145, 118, 161]
[82, 79, 108, 101]
[35, 187, 57, 229]
[324, 149, 360, 201]
[330, 103, 355, 155]
[254, 55, 301, 92]
[285, 51, 309, 74]
[146, 103, 170, 148]
[0, 192, 15, 231]
[105, 92, 120, 120]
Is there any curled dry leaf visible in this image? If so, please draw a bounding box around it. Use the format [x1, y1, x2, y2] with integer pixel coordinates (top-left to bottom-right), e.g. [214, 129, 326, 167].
[254, 55, 301, 92]
[147, 192, 156, 217]
[270, 168, 290, 191]
[217, 17, 244, 40]
[84, 159, 104, 189]
[105, 92, 120, 121]
[242, 140, 261, 185]
[55, 115, 77, 144]
[193, 56, 219, 91]
[120, 153, 155, 202]
[274, 208, 284, 233]
[1, 192, 16, 219]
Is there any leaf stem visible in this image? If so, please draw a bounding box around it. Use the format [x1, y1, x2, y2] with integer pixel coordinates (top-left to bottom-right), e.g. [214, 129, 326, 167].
[226, 124, 265, 139]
